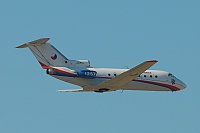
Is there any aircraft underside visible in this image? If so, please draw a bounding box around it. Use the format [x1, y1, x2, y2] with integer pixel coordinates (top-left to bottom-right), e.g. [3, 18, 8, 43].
[52, 75, 174, 92]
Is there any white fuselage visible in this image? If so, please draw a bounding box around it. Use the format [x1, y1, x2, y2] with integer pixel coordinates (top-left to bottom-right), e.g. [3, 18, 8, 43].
[50, 67, 186, 92]
[16, 38, 187, 93]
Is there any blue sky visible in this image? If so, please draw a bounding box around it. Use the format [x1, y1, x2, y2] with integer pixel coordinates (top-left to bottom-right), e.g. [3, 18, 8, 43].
[1, 0, 199, 132]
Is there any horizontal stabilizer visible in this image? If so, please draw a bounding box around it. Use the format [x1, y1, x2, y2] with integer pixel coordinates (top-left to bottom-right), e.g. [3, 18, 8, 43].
[57, 89, 86, 92]
[16, 38, 50, 48]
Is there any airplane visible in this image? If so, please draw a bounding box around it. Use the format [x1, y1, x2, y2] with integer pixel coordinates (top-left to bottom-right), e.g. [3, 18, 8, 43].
[16, 38, 187, 93]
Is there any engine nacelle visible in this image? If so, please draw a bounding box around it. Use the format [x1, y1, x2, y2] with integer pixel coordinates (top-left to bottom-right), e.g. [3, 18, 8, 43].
[77, 70, 97, 78]
[46, 68, 56, 75]
[66, 60, 90, 68]
[77, 60, 90, 67]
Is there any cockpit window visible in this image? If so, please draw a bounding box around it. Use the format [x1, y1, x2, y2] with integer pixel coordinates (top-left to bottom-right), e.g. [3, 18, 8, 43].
[168, 73, 172, 76]
[168, 73, 176, 77]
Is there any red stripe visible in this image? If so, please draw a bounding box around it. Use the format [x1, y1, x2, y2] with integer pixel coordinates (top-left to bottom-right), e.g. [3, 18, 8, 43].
[38, 61, 74, 76]
[134, 79, 180, 91]
[38, 61, 51, 69]
[54, 68, 75, 76]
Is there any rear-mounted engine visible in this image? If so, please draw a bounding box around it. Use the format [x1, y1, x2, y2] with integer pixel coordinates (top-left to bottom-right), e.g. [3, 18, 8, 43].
[46, 68, 56, 75]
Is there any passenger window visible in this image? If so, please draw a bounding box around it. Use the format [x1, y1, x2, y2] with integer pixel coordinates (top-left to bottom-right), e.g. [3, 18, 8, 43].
[150, 75, 152, 78]
[108, 74, 111, 76]
[144, 75, 146, 77]
[114, 74, 117, 76]
[155, 75, 158, 78]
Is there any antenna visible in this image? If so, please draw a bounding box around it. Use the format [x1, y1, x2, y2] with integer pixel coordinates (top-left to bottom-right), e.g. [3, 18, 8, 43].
[125, 66, 129, 69]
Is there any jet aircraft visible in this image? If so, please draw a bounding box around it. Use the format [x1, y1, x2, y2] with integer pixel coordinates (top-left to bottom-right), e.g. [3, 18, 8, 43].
[16, 38, 186, 92]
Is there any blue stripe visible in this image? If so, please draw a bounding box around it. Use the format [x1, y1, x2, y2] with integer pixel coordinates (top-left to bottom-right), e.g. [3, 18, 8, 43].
[52, 74, 178, 91]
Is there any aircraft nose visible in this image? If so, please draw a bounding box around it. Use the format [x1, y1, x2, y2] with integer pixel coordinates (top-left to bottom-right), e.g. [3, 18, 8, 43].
[177, 79, 187, 90]
[180, 82, 187, 90]
[182, 82, 187, 89]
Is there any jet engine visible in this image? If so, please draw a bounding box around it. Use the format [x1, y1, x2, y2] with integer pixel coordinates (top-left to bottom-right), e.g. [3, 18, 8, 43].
[46, 68, 56, 75]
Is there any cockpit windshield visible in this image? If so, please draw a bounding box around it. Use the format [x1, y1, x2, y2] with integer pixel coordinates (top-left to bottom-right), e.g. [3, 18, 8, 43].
[168, 73, 176, 78]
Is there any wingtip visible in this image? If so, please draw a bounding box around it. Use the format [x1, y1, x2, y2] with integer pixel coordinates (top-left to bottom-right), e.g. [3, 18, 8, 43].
[15, 44, 28, 48]
[146, 60, 158, 63]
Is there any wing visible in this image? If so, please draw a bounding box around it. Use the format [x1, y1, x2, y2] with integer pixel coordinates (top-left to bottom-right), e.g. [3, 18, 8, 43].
[93, 60, 158, 91]
[57, 60, 157, 93]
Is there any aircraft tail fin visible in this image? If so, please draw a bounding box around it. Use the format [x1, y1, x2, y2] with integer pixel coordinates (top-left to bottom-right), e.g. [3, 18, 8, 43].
[16, 38, 68, 68]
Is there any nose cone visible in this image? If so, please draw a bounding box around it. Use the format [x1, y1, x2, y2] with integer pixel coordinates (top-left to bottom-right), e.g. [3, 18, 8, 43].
[177, 79, 187, 90]
[180, 81, 187, 90]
